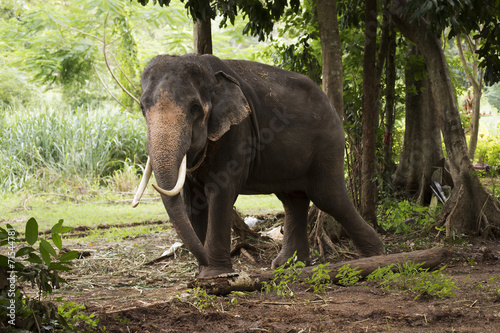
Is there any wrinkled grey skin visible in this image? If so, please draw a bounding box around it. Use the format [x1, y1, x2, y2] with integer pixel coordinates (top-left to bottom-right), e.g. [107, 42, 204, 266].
[140, 54, 385, 278]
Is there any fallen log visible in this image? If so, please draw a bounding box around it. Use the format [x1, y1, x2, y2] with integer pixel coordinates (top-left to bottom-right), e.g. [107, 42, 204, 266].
[189, 246, 453, 295]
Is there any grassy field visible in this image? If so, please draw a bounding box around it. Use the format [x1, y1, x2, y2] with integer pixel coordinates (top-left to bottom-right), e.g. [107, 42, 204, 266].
[1, 190, 283, 241]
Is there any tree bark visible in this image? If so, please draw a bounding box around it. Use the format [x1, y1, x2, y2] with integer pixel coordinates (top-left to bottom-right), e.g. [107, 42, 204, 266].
[383, 25, 397, 176]
[317, 0, 344, 119]
[193, 18, 212, 55]
[308, 0, 348, 255]
[456, 35, 482, 160]
[392, 46, 444, 205]
[390, 0, 500, 237]
[192, 246, 452, 295]
[360, 0, 379, 227]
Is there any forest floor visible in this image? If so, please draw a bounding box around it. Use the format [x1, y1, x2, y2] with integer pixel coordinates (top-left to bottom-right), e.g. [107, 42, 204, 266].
[42, 216, 500, 333]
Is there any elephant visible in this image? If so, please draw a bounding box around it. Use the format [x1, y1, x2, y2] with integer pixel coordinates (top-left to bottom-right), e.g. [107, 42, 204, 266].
[132, 53, 385, 278]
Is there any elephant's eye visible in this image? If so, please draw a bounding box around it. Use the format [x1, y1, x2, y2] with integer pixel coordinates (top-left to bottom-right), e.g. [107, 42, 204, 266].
[190, 102, 203, 115]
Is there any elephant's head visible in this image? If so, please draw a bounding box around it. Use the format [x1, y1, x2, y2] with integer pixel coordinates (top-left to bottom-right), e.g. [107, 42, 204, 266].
[132, 54, 251, 266]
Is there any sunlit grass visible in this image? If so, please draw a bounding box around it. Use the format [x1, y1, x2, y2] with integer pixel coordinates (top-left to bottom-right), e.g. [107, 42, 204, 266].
[235, 194, 282, 215]
[2, 191, 283, 236]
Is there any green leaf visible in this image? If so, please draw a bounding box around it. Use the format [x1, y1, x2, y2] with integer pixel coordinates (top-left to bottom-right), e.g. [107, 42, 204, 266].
[0, 255, 8, 266]
[48, 262, 72, 271]
[0, 227, 8, 239]
[58, 226, 73, 234]
[26, 252, 43, 264]
[25, 217, 39, 245]
[15, 246, 36, 257]
[51, 219, 64, 234]
[52, 233, 62, 250]
[39, 239, 56, 265]
[59, 251, 79, 262]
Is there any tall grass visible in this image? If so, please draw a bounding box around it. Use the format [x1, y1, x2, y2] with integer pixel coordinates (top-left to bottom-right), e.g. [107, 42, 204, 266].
[0, 105, 147, 193]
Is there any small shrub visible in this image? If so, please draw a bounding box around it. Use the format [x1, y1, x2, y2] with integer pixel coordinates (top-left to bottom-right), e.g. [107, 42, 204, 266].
[176, 287, 238, 311]
[306, 263, 332, 293]
[262, 253, 305, 298]
[378, 199, 439, 234]
[335, 264, 362, 286]
[367, 261, 457, 300]
[0, 217, 97, 331]
[475, 134, 500, 170]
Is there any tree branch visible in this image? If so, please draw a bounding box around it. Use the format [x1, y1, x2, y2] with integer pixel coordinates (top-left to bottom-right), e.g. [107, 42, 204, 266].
[103, 14, 141, 106]
[93, 65, 133, 113]
[110, 51, 139, 91]
[456, 35, 479, 88]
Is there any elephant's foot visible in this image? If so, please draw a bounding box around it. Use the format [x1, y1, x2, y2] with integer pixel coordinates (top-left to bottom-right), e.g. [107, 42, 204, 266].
[271, 248, 310, 269]
[355, 237, 386, 257]
[198, 265, 234, 278]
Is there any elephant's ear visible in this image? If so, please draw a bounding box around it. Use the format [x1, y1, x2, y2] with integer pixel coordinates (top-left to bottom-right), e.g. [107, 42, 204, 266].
[208, 71, 251, 141]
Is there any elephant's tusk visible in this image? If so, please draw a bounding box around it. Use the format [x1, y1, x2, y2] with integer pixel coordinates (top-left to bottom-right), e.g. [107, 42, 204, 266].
[152, 155, 187, 197]
[132, 156, 153, 207]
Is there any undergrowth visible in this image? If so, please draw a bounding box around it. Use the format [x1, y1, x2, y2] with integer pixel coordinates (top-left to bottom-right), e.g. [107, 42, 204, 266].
[261, 254, 457, 302]
[367, 261, 457, 300]
[378, 199, 441, 234]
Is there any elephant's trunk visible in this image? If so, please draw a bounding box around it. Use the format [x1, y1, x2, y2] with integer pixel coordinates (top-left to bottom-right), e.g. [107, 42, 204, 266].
[148, 129, 209, 266]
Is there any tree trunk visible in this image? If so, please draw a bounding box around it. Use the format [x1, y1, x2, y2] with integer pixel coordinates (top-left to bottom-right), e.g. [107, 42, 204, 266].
[307, 0, 349, 255]
[383, 25, 397, 177]
[317, 0, 344, 119]
[360, 0, 379, 227]
[193, 18, 212, 55]
[390, 1, 500, 237]
[392, 46, 444, 205]
[456, 34, 482, 160]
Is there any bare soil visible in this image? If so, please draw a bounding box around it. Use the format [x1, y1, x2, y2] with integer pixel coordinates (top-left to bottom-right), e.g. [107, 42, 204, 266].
[44, 219, 500, 333]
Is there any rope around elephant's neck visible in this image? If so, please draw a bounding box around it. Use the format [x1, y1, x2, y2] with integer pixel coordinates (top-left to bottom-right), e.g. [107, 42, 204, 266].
[187, 142, 209, 173]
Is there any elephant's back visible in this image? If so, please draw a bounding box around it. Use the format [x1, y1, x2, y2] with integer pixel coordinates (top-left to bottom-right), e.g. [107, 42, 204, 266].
[224, 60, 337, 122]
[224, 59, 317, 95]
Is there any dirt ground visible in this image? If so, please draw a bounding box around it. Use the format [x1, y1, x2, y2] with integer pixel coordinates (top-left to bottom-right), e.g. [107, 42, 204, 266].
[39, 217, 500, 333]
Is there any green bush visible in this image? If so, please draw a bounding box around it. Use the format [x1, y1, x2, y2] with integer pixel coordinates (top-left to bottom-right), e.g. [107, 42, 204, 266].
[0, 105, 147, 192]
[475, 133, 500, 169]
[0, 218, 94, 331]
[377, 199, 439, 234]
[367, 261, 457, 300]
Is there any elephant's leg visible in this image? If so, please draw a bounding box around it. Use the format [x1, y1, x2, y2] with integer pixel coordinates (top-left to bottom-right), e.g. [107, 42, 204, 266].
[307, 171, 385, 257]
[272, 192, 311, 268]
[183, 182, 208, 244]
[198, 189, 235, 278]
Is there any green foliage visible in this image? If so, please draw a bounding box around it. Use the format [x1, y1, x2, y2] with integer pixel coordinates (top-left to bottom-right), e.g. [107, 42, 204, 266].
[0, 217, 87, 331]
[262, 253, 305, 298]
[335, 264, 361, 286]
[484, 82, 500, 111]
[306, 263, 331, 294]
[0, 0, 273, 109]
[405, 0, 500, 84]
[475, 134, 500, 168]
[378, 199, 439, 234]
[266, 0, 321, 84]
[177, 287, 238, 311]
[0, 105, 147, 193]
[367, 261, 457, 300]
[58, 299, 101, 331]
[335, 264, 362, 286]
